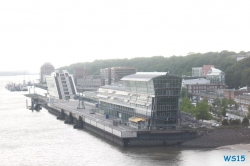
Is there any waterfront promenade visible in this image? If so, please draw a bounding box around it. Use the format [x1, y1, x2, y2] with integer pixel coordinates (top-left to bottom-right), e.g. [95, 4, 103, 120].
[50, 100, 141, 138]
[42, 99, 197, 146]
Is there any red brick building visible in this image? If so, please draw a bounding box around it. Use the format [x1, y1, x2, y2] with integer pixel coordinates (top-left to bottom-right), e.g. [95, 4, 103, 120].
[224, 89, 250, 100]
[186, 84, 226, 94]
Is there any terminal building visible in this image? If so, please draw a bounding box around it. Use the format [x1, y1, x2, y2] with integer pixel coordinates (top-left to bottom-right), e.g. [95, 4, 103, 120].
[95, 72, 182, 130]
[46, 70, 77, 101]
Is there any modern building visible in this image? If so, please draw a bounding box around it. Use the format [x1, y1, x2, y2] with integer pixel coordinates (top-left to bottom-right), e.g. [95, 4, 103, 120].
[95, 72, 182, 130]
[206, 67, 225, 84]
[46, 70, 77, 101]
[77, 75, 105, 88]
[101, 67, 137, 85]
[102, 68, 111, 85]
[192, 67, 202, 77]
[40, 62, 55, 83]
[202, 65, 214, 76]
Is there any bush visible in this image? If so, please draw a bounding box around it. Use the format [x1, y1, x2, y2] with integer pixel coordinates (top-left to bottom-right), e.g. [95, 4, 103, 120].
[222, 119, 229, 126]
[242, 117, 249, 126]
[230, 119, 241, 125]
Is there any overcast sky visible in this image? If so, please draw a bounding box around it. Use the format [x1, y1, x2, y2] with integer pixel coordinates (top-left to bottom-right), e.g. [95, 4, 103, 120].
[1, 0, 250, 72]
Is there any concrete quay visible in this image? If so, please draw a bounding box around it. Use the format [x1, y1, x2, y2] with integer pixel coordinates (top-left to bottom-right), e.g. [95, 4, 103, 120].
[42, 100, 196, 147]
[25, 94, 197, 147]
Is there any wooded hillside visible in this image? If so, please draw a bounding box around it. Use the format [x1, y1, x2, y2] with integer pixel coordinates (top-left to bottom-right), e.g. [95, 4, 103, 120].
[58, 50, 250, 88]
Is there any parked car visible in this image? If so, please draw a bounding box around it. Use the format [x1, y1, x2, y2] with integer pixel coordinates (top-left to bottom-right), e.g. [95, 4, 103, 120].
[201, 124, 206, 128]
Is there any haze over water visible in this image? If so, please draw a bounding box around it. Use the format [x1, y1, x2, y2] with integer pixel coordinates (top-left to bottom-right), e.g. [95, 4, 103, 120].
[1, 75, 249, 166]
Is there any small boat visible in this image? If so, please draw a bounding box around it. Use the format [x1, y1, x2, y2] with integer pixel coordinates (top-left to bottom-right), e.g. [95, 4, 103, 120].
[27, 81, 34, 86]
[22, 86, 28, 91]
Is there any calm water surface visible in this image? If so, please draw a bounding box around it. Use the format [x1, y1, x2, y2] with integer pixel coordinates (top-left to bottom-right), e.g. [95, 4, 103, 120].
[1, 75, 249, 166]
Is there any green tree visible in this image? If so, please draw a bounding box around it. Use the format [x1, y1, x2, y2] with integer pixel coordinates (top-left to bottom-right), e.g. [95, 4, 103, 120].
[230, 119, 241, 125]
[195, 100, 211, 121]
[222, 119, 229, 126]
[242, 117, 249, 126]
[222, 107, 227, 117]
[213, 98, 221, 107]
[221, 98, 227, 117]
[247, 106, 250, 119]
[181, 87, 188, 98]
[181, 98, 196, 115]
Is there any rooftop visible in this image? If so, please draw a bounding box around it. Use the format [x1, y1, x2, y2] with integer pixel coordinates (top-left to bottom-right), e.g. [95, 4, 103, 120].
[206, 67, 223, 76]
[100, 85, 126, 91]
[41, 62, 54, 68]
[121, 72, 169, 82]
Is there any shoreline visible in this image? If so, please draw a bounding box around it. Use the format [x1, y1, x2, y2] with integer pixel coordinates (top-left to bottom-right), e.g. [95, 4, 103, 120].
[182, 127, 250, 149]
[216, 144, 250, 151]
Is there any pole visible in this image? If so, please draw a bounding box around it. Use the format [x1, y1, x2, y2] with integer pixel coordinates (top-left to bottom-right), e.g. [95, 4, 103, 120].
[26, 99, 28, 109]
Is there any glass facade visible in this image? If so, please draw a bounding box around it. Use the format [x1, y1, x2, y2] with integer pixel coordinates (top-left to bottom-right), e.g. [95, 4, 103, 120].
[125, 80, 154, 94]
[192, 67, 202, 77]
[206, 68, 225, 84]
[206, 74, 225, 84]
[95, 73, 182, 129]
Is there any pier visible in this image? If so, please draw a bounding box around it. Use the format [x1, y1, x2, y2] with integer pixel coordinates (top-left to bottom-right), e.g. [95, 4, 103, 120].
[25, 94, 197, 147]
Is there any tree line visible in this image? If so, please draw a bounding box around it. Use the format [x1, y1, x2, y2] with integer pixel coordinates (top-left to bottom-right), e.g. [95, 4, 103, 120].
[58, 50, 250, 88]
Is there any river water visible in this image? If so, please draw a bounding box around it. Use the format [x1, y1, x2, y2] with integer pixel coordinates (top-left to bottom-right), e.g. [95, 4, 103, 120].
[1, 75, 250, 166]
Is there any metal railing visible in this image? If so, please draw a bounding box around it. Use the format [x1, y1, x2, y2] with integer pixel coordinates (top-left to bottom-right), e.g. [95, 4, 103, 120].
[50, 103, 137, 138]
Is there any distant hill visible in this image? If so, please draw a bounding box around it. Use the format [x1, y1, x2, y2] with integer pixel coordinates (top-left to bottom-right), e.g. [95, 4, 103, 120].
[57, 50, 250, 88]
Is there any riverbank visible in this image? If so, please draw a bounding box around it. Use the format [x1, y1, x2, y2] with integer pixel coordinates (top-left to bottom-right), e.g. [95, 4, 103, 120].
[216, 144, 250, 151]
[182, 127, 250, 148]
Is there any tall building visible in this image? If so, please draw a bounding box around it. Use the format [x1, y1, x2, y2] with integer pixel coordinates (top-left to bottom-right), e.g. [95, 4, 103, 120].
[40, 62, 55, 83]
[100, 67, 137, 85]
[206, 67, 225, 84]
[74, 67, 88, 79]
[110, 67, 137, 84]
[74, 67, 88, 86]
[192, 67, 202, 77]
[102, 68, 111, 85]
[96, 72, 182, 130]
[46, 70, 77, 100]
